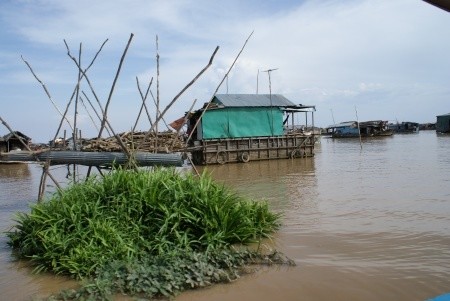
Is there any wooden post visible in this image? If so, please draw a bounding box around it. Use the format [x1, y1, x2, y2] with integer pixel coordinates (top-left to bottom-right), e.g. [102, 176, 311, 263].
[63, 130, 66, 149]
[38, 163, 49, 202]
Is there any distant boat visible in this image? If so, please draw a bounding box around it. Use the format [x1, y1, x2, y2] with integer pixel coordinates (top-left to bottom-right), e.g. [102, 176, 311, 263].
[388, 121, 419, 133]
[326, 120, 393, 138]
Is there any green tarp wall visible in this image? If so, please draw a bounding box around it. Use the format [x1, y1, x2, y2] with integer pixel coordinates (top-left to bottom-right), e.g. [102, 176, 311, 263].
[201, 107, 283, 139]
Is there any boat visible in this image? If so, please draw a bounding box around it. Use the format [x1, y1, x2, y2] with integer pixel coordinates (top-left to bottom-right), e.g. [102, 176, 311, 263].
[326, 120, 393, 138]
[388, 121, 419, 133]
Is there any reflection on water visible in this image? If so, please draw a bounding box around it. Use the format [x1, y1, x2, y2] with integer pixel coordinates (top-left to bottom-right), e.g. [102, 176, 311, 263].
[199, 158, 316, 207]
[1, 131, 450, 301]
[0, 163, 35, 213]
[181, 132, 450, 301]
[0, 163, 31, 179]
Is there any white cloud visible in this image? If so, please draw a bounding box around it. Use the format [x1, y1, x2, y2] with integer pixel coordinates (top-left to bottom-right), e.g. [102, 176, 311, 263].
[1, 0, 450, 141]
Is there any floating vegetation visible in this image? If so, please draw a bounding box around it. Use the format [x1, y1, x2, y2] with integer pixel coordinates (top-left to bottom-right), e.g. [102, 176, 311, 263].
[44, 249, 294, 301]
[7, 168, 292, 300]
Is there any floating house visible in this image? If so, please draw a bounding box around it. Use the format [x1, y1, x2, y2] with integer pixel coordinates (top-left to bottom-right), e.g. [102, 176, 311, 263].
[325, 121, 359, 137]
[388, 121, 419, 133]
[0, 131, 31, 153]
[326, 120, 393, 138]
[436, 113, 450, 133]
[187, 94, 316, 165]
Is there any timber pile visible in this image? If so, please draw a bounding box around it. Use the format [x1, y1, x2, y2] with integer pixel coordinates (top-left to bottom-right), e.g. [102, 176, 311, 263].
[81, 131, 185, 153]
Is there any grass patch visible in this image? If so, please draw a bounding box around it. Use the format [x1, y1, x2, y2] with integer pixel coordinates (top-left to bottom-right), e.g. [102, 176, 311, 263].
[7, 167, 290, 300]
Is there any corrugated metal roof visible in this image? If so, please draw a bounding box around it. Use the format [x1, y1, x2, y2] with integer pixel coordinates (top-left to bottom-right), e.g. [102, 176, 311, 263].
[1, 131, 31, 141]
[327, 121, 357, 128]
[213, 94, 296, 107]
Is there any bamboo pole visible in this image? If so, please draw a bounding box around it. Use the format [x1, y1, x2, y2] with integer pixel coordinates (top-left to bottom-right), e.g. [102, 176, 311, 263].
[186, 31, 253, 145]
[42, 167, 62, 194]
[60, 35, 130, 164]
[21, 56, 74, 132]
[79, 96, 100, 131]
[73, 42, 82, 152]
[98, 33, 134, 138]
[66, 38, 133, 157]
[72, 43, 82, 182]
[177, 99, 200, 175]
[65, 38, 108, 135]
[149, 89, 170, 130]
[96, 166, 105, 177]
[134, 76, 154, 132]
[81, 92, 111, 136]
[137, 45, 220, 150]
[52, 38, 108, 149]
[155, 35, 160, 153]
[187, 156, 200, 177]
[51, 95, 75, 150]
[38, 162, 49, 202]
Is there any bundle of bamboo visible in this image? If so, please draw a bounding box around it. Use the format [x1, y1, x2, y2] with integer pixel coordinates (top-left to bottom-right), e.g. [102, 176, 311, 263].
[81, 131, 185, 153]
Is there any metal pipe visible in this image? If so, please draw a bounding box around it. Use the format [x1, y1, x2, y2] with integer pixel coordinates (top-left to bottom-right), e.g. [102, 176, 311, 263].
[0, 151, 183, 167]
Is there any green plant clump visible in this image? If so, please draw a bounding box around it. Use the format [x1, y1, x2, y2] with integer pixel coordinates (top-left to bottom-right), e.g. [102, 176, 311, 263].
[45, 249, 294, 301]
[7, 168, 281, 282]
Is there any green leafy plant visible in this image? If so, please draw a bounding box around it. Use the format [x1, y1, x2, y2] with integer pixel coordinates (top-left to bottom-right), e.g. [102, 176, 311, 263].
[7, 168, 282, 280]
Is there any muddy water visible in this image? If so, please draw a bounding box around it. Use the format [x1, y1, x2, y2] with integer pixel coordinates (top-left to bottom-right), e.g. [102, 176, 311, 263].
[0, 163, 79, 300]
[1, 131, 450, 300]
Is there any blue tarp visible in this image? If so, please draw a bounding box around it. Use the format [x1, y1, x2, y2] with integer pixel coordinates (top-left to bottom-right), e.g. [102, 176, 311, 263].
[427, 293, 450, 301]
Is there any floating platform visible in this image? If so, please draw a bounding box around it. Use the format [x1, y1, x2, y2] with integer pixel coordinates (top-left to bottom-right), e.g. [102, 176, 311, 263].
[190, 134, 315, 165]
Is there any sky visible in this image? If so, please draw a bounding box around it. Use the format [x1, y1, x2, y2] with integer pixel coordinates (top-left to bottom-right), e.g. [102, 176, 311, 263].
[1, 0, 449, 143]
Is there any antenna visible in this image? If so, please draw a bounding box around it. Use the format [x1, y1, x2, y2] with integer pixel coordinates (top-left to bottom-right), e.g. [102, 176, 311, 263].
[226, 74, 229, 94]
[261, 68, 278, 135]
[261, 68, 279, 96]
[256, 69, 259, 94]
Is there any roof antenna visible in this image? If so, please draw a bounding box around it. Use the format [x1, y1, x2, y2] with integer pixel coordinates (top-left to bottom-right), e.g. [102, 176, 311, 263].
[262, 68, 278, 97]
[226, 74, 229, 94]
[262, 68, 278, 135]
[256, 69, 259, 94]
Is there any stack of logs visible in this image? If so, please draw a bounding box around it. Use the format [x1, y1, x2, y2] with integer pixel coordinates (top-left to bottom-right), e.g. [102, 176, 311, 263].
[81, 131, 185, 153]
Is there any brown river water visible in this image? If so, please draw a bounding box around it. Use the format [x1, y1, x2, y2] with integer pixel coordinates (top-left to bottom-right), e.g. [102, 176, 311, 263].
[1, 130, 449, 301]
